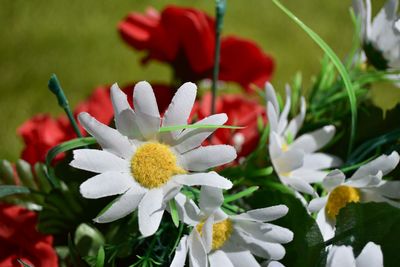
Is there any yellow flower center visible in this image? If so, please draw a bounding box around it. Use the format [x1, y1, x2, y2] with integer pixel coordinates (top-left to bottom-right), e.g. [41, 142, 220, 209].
[281, 143, 289, 152]
[131, 142, 186, 189]
[196, 219, 233, 250]
[326, 185, 360, 219]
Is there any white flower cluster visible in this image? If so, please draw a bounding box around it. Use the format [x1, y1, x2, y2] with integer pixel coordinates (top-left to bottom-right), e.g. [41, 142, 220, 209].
[71, 81, 294, 266]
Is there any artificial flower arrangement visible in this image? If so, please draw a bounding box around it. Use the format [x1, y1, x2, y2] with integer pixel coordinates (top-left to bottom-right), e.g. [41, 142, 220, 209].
[1, 0, 400, 266]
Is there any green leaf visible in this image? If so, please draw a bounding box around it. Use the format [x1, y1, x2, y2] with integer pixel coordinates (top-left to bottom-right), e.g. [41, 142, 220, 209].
[169, 199, 180, 228]
[0, 185, 30, 198]
[0, 159, 15, 185]
[224, 186, 259, 203]
[272, 0, 357, 157]
[247, 187, 325, 267]
[75, 223, 105, 257]
[45, 137, 97, 188]
[95, 246, 105, 267]
[16, 159, 36, 189]
[159, 124, 243, 133]
[329, 202, 400, 267]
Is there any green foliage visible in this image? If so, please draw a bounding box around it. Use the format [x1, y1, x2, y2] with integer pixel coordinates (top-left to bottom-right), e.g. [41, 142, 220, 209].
[330, 202, 400, 267]
[0, 185, 30, 198]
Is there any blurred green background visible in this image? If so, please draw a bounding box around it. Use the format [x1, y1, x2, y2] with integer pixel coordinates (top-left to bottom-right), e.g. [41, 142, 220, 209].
[0, 0, 375, 160]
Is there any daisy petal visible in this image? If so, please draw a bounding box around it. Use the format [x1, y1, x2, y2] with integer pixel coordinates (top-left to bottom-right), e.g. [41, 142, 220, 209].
[225, 251, 259, 267]
[110, 83, 131, 113]
[316, 209, 335, 241]
[265, 82, 279, 115]
[170, 235, 189, 267]
[162, 82, 197, 141]
[209, 251, 234, 267]
[355, 242, 383, 267]
[302, 153, 342, 170]
[285, 96, 306, 138]
[377, 180, 400, 199]
[291, 125, 335, 153]
[94, 186, 145, 223]
[188, 230, 208, 267]
[173, 172, 233, 189]
[133, 81, 161, 139]
[326, 246, 356, 267]
[323, 169, 346, 191]
[277, 85, 291, 135]
[202, 215, 214, 253]
[287, 177, 315, 195]
[138, 188, 165, 237]
[290, 169, 327, 183]
[180, 145, 237, 171]
[274, 149, 304, 173]
[174, 113, 228, 154]
[115, 109, 143, 139]
[200, 186, 224, 216]
[174, 193, 202, 225]
[351, 152, 399, 180]
[71, 149, 129, 173]
[267, 102, 279, 133]
[266, 261, 285, 267]
[308, 196, 328, 213]
[261, 223, 294, 244]
[231, 205, 288, 222]
[80, 172, 134, 199]
[78, 112, 134, 159]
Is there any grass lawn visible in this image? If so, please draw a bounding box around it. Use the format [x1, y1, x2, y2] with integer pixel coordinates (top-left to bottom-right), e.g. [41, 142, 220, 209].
[0, 0, 384, 161]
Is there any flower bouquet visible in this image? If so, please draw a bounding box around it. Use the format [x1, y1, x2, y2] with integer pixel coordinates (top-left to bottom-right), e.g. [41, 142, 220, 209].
[1, 0, 400, 266]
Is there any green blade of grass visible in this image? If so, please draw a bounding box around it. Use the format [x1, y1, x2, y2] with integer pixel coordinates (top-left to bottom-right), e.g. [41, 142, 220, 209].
[272, 0, 357, 158]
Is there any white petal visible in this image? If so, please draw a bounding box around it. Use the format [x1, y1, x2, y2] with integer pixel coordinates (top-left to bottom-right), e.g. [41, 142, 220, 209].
[266, 261, 285, 267]
[200, 186, 224, 216]
[94, 186, 145, 223]
[326, 246, 356, 267]
[302, 153, 342, 170]
[277, 85, 291, 135]
[80, 172, 134, 199]
[234, 228, 286, 260]
[285, 96, 306, 139]
[209, 250, 234, 267]
[351, 152, 400, 180]
[225, 251, 260, 267]
[71, 149, 129, 173]
[376, 180, 400, 199]
[267, 102, 279, 133]
[260, 223, 294, 244]
[188, 230, 208, 267]
[231, 205, 288, 222]
[174, 114, 228, 154]
[180, 145, 237, 171]
[308, 196, 328, 213]
[265, 82, 279, 116]
[355, 242, 383, 267]
[269, 132, 284, 159]
[174, 193, 202, 225]
[346, 172, 382, 188]
[78, 112, 134, 159]
[173, 172, 232, 189]
[110, 84, 142, 138]
[170, 235, 189, 267]
[286, 177, 316, 195]
[290, 169, 327, 183]
[290, 125, 335, 153]
[202, 215, 214, 253]
[274, 149, 304, 174]
[162, 82, 197, 141]
[133, 81, 161, 139]
[316, 209, 335, 241]
[138, 188, 165, 237]
[323, 169, 346, 191]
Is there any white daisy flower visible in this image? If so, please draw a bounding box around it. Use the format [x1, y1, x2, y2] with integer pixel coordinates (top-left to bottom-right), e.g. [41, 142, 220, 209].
[266, 83, 341, 196]
[353, 0, 400, 70]
[171, 186, 293, 267]
[309, 152, 400, 240]
[70, 81, 236, 237]
[326, 242, 383, 267]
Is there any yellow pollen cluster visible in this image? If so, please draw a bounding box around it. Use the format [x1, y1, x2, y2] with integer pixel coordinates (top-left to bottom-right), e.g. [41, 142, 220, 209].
[326, 185, 360, 219]
[131, 142, 186, 189]
[196, 219, 233, 250]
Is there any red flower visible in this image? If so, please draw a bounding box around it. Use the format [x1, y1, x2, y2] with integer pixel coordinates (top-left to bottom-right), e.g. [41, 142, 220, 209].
[18, 83, 175, 165]
[118, 6, 274, 91]
[18, 114, 75, 165]
[0, 203, 58, 267]
[193, 92, 267, 160]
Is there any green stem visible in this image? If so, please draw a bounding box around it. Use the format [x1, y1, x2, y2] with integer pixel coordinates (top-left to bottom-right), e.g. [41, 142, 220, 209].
[48, 74, 83, 138]
[211, 0, 226, 115]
